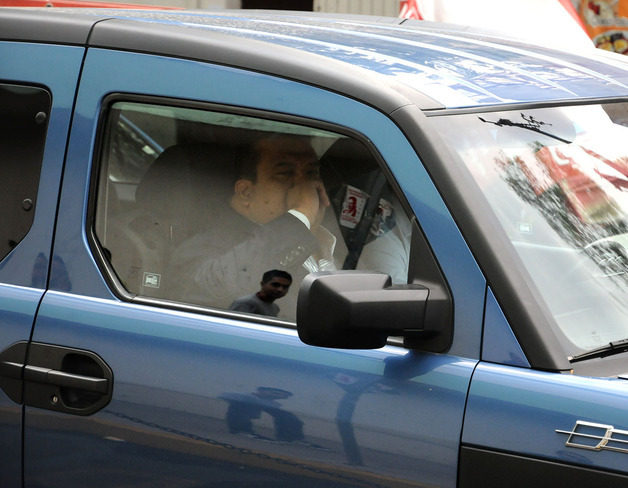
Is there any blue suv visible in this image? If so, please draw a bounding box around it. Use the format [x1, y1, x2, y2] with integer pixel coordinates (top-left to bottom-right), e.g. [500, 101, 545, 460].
[2, 7, 628, 487]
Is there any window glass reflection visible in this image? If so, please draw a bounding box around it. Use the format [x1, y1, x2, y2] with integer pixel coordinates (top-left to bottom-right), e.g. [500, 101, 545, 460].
[95, 102, 411, 320]
[432, 103, 628, 353]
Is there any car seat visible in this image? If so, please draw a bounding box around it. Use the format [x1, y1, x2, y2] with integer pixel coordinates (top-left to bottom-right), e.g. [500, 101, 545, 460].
[320, 138, 396, 270]
[104, 143, 236, 298]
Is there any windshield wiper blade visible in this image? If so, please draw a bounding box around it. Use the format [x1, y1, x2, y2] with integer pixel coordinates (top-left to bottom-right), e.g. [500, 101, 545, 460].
[478, 113, 572, 144]
[569, 338, 628, 363]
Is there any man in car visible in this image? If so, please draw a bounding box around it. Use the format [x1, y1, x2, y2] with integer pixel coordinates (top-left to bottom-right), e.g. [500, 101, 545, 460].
[169, 133, 336, 319]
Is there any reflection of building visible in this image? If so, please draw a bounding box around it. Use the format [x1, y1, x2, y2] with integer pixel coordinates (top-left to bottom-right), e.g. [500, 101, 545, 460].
[243, 0, 312, 10]
[38, 0, 400, 14]
[528, 145, 626, 225]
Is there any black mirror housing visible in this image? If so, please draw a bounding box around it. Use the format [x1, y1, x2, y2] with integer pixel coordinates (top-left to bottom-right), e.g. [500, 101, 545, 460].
[297, 271, 452, 351]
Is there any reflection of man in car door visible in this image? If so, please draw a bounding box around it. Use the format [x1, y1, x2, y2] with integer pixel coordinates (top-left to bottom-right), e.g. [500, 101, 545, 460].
[169, 134, 336, 318]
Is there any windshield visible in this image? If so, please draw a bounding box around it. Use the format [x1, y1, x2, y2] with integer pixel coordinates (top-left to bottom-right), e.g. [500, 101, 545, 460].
[431, 102, 628, 357]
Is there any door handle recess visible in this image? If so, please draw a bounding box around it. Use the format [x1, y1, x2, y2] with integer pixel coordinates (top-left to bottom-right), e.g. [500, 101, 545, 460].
[0, 341, 113, 416]
[24, 365, 110, 394]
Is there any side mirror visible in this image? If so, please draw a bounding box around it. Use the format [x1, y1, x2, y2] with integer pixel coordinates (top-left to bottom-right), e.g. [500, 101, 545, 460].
[297, 271, 452, 351]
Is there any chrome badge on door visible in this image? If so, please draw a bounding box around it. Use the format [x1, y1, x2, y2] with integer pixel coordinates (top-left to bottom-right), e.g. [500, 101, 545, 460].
[557, 421, 628, 453]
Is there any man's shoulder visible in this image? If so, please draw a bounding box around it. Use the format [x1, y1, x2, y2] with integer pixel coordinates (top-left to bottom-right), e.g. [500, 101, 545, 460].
[173, 208, 253, 251]
[231, 293, 258, 305]
[229, 293, 262, 313]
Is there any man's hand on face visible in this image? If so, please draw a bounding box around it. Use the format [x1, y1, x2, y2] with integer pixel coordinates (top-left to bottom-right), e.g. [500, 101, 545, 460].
[287, 179, 330, 231]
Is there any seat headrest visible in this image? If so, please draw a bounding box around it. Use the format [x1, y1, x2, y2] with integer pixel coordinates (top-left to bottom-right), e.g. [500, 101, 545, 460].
[320, 138, 380, 189]
[135, 143, 237, 241]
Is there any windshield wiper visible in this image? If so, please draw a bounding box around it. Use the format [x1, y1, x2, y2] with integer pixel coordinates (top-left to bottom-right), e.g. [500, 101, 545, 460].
[569, 338, 628, 363]
[478, 113, 573, 144]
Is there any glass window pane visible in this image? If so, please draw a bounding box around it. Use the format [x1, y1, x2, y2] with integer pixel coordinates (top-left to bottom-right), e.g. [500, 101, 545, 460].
[431, 103, 628, 355]
[95, 101, 411, 321]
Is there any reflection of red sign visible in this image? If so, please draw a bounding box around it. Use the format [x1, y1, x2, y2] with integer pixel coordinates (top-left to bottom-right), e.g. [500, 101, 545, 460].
[581, 147, 628, 190]
[530, 146, 624, 224]
[399, 0, 423, 20]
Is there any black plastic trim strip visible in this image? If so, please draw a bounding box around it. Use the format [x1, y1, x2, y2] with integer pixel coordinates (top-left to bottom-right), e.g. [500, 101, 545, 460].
[459, 446, 628, 487]
[424, 96, 628, 116]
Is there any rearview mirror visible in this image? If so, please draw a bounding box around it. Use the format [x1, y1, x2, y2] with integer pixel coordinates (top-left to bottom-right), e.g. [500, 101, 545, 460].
[297, 271, 452, 351]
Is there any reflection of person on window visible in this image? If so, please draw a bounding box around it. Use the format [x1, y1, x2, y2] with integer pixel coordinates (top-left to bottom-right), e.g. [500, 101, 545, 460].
[229, 269, 292, 317]
[170, 134, 336, 318]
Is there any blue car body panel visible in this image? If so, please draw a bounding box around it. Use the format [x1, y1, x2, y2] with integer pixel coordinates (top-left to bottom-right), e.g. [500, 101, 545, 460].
[0, 41, 83, 287]
[0, 39, 83, 488]
[482, 287, 530, 368]
[463, 363, 628, 473]
[28, 46, 484, 487]
[28, 291, 476, 487]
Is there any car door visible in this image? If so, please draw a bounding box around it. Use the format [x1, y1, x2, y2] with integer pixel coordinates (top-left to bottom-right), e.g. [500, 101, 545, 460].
[23, 47, 486, 487]
[0, 40, 84, 487]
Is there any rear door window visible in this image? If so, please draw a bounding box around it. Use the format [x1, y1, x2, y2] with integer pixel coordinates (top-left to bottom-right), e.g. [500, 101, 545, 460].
[0, 83, 50, 262]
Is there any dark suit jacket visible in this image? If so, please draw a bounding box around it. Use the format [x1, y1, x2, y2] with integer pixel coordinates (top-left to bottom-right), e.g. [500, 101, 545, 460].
[169, 206, 317, 318]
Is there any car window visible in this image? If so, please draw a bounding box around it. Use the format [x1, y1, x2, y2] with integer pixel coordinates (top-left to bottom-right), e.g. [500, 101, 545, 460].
[94, 100, 412, 320]
[0, 83, 50, 262]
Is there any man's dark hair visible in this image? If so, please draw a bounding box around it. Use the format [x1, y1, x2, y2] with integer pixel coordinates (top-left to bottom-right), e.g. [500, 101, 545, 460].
[233, 139, 260, 183]
[233, 133, 314, 185]
[262, 269, 292, 283]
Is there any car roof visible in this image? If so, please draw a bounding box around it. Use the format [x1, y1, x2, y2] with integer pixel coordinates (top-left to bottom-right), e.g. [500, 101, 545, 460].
[3, 7, 628, 111]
